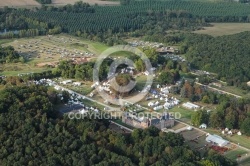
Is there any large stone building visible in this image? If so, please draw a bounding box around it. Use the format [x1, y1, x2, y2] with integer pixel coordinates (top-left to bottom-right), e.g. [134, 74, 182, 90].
[122, 112, 175, 130]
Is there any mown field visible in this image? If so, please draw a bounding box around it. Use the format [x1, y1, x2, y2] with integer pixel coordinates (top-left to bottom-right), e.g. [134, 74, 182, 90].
[194, 23, 250, 36]
[0, 0, 119, 7]
[0, 0, 40, 8]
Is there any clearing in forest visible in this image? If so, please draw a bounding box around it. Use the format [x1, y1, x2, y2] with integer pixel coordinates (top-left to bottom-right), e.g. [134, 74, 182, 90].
[194, 23, 250, 36]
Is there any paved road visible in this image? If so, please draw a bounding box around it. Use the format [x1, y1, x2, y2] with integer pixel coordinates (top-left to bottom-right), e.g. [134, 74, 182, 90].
[195, 82, 242, 98]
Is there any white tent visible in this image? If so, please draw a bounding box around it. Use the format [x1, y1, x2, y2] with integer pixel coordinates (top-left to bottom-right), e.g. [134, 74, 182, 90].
[199, 123, 207, 129]
[206, 134, 229, 147]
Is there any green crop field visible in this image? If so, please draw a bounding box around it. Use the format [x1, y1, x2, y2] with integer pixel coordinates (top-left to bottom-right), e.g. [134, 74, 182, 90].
[194, 23, 250, 36]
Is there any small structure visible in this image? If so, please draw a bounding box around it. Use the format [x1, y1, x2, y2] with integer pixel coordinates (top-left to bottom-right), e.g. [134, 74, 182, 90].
[206, 134, 229, 147]
[237, 131, 242, 135]
[199, 123, 207, 129]
[61, 80, 72, 84]
[182, 102, 200, 110]
[73, 82, 81, 86]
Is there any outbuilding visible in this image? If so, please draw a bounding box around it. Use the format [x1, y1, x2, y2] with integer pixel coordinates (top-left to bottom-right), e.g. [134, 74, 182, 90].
[206, 134, 229, 147]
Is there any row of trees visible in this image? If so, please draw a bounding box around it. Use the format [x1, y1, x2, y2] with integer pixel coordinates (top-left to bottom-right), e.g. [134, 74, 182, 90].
[0, 84, 236, 165]
[36, 0, 51, 4]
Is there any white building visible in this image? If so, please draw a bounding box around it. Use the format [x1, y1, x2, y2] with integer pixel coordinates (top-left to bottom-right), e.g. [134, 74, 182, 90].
[73, 82, 81, 86]
[206, 134, 229, 147]
[61, 80, 72, 84]
[182, 102, 200, 110]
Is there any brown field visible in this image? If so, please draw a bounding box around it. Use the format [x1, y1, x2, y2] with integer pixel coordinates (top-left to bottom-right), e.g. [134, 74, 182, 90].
[52, 0, 120, 6]
[0, 0, 40, 7]
[194, 23, 250, 37]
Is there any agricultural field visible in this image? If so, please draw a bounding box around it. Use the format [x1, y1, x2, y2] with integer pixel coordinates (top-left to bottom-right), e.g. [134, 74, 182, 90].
[51, 0, 120, 6]
[0, 34, 109, 76]
[194, 23, 250, 36]
[0, 0, 40, 8]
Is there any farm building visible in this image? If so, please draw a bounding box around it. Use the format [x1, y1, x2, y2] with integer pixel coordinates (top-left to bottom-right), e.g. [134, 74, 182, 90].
[206, 134, 229, 147]
[182, 102, 200, 110]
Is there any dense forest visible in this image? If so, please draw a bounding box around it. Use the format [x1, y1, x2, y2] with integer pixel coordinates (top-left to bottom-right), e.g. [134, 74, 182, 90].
[0, 83, 236, 165]
[36, 0, 52, 4]
[1, 0, 250, 42]
[183, 32, 250, 87]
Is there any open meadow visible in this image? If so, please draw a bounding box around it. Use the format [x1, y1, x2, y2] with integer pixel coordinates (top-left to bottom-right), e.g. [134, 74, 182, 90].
[0, 0, 119, 8]
[0, 34, 109, 76]
[51, 0, 120, 6]
[194, 23, 250, 36]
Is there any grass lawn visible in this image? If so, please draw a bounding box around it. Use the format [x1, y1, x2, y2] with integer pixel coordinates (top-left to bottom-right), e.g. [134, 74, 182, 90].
[214, 85, 246, 97]
[135, 75, 147, 91]
[0, 65, 50, 76]
[194, 23, 250, 36]
[110, 51, 135, 58]
[81, 99, 105, 111]
[224, 148, 248, 161]
[169, 106, 194, 123]
[64, 83, 93, 95]
[239, 156, 250, 166]
[0, 39, 14, 45]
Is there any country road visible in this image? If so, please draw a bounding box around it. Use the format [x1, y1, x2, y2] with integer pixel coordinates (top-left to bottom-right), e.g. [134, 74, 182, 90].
[195, 82, 242, 98]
